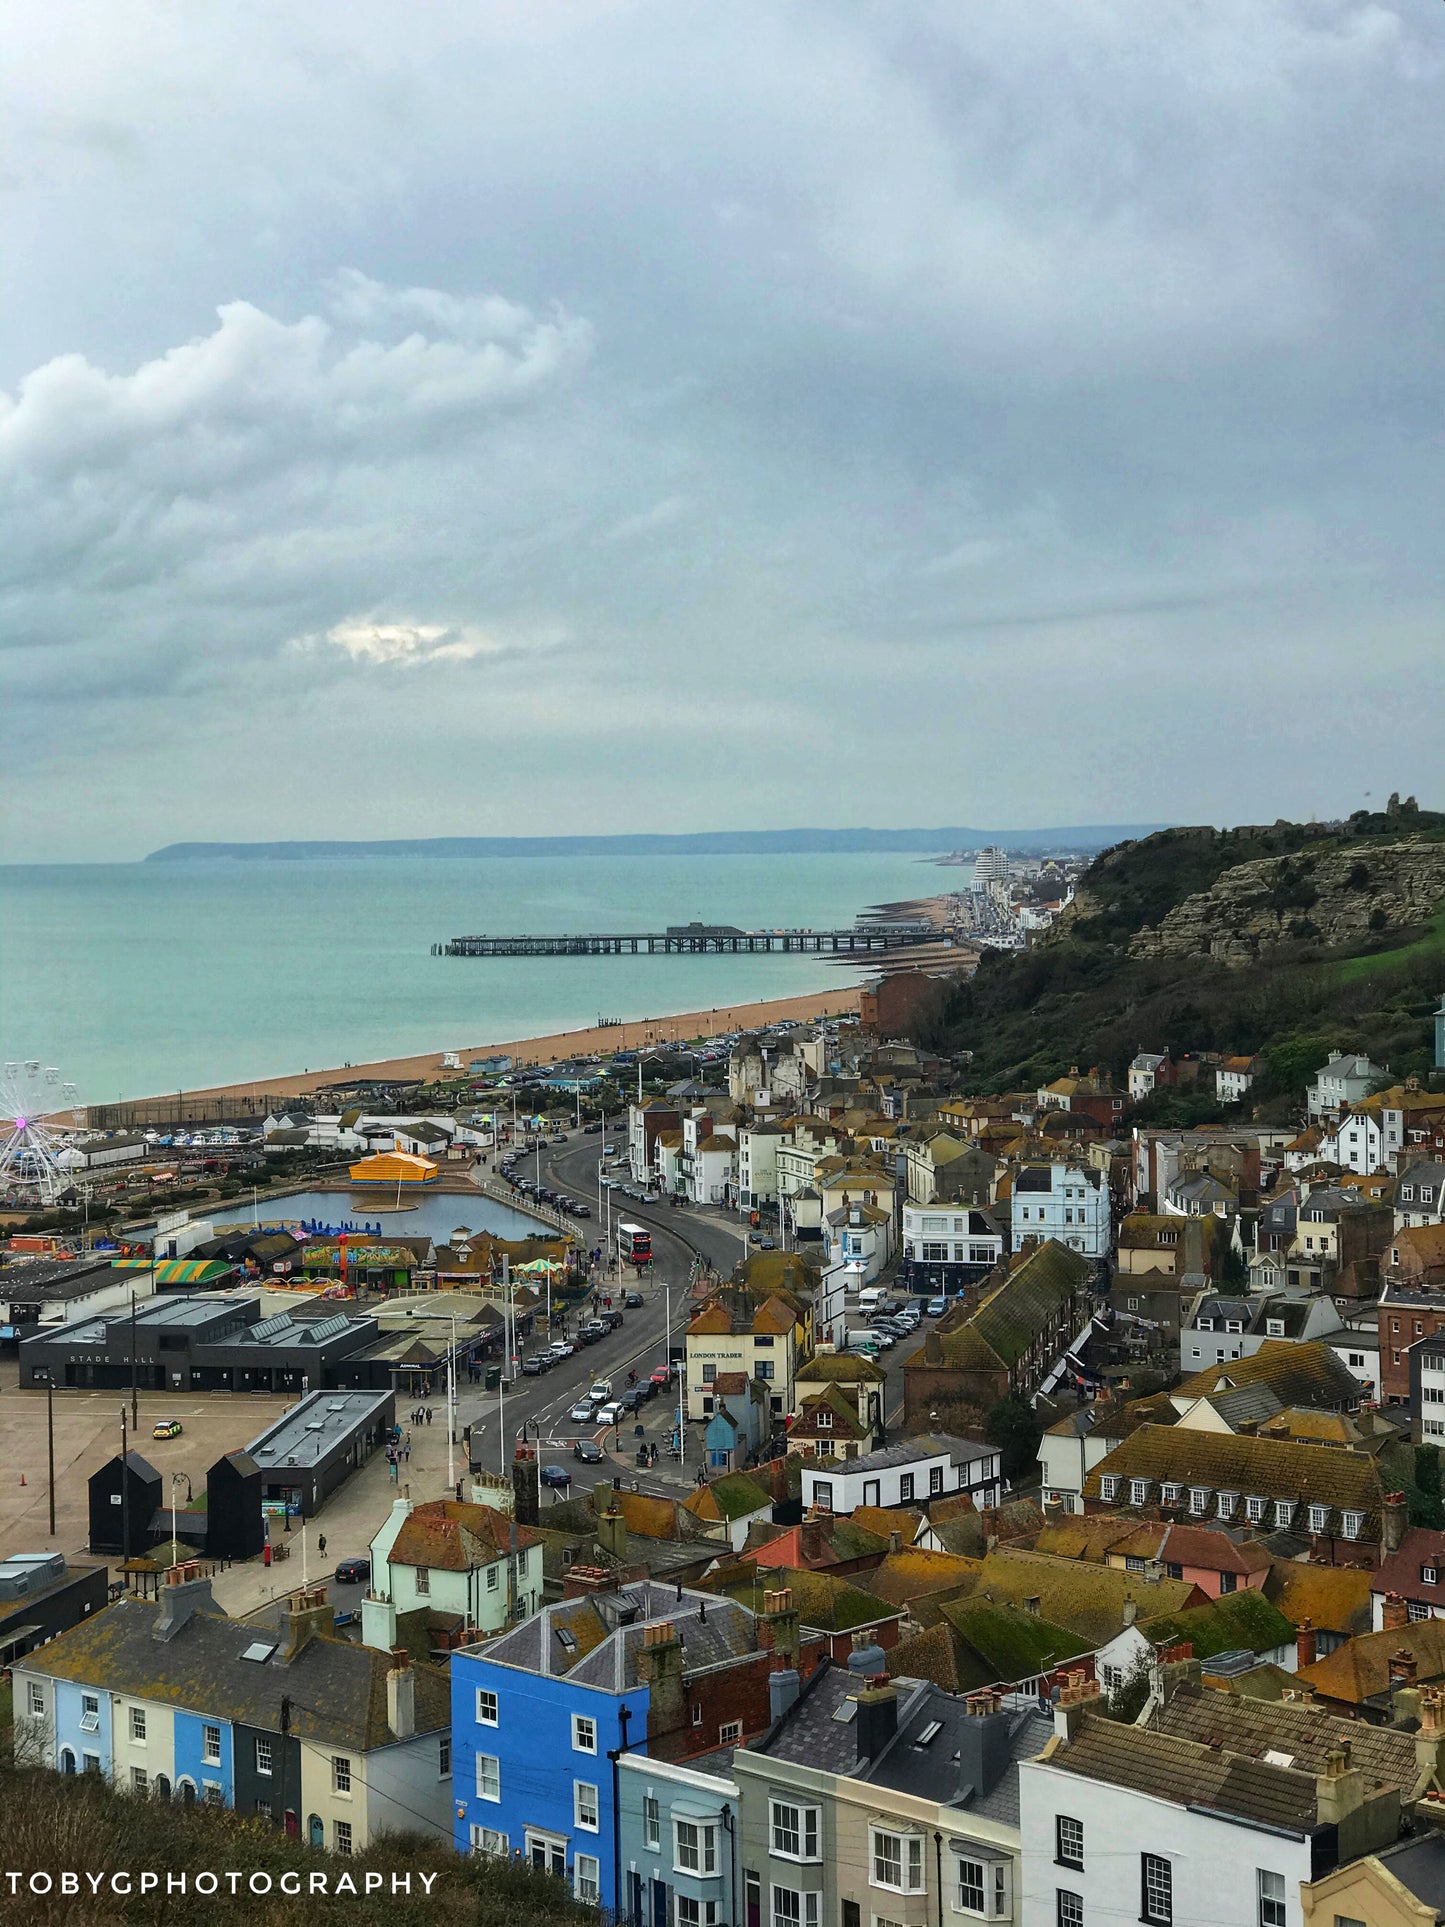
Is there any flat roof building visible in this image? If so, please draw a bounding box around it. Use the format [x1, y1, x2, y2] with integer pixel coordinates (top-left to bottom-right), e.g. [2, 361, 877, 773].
[243, 1389, 395, 1518]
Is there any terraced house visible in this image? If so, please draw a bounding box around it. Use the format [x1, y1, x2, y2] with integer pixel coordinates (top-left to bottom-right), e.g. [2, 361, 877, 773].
[903, 1240, 1092, 1422]
[12, 1567, 452, 1851]
[686, 1289, 806, 1423]
[1081, 1424, 1387, 1551]
[733, 1661, 1052, 1927]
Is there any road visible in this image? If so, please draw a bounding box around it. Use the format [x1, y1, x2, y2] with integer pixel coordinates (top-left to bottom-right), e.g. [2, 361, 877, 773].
[462, 1125, 916, 1462]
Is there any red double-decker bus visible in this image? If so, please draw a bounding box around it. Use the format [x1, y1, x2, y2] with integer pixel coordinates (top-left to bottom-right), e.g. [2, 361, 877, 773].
[616, 1221, 652, 1267]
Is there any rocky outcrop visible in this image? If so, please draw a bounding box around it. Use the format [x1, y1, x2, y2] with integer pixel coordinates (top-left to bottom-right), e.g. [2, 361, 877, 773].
[1129, 840, 1445, 967]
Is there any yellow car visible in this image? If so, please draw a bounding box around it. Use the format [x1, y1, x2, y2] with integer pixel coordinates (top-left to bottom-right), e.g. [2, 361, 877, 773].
[152, 1419, 183, 1440]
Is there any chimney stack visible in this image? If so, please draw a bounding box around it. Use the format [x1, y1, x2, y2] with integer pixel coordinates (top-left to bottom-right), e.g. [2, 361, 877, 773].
[1053, 1669, 1103, 1741]
[152, 1562, 215, 1643]
[277, 1586, 332, 1664]
[888, 1530, 902, 1555]
[638, 1620, 685, 1743]
[512, 1443, 540, 1528]
[1315, 1741, 1365, 1828]
[1383, 1591, 1410, 1632]
[854, 1674, 898, 1765]
[1389, 1647, 1419, 1686]
[1384, 1491, 1409, 1556]
[386, 1646, 415, 1739]
[1296, 1618, 1317, 1671]
[759, 1587, 800, 1662]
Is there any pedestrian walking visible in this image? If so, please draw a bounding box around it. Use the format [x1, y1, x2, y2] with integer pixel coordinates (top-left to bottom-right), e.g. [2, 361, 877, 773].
[318, 1533, 327, 1557]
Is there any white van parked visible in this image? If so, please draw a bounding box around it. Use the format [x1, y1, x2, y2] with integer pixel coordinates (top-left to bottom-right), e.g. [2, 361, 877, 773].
[845, 1329, 884, 1354]
[857, 1286, 885, 1313]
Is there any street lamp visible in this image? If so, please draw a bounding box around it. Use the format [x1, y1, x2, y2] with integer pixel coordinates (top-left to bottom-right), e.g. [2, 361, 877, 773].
[34, 1370, 56, 1537]
[170, 1471, 193, 1565]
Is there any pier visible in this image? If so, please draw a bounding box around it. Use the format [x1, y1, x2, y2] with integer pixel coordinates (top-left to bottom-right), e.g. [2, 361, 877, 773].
[434, 919, 951, 959]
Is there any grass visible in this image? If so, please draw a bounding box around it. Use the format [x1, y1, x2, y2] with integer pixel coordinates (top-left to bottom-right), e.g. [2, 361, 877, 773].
[1332, 906, 1445, 984]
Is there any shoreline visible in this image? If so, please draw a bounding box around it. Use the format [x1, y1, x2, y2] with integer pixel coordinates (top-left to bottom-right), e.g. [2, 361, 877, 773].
[122, 985, 861, 1108]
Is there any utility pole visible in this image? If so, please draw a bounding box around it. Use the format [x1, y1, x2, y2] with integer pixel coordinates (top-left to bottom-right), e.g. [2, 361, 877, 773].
[129, 1290, 139, 1429]
[41, 1373, 56, 1537]
[119, 1406, 131, 1577]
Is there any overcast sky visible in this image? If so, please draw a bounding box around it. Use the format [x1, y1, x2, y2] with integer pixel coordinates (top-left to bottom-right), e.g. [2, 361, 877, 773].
[3, 1, 1442, 861]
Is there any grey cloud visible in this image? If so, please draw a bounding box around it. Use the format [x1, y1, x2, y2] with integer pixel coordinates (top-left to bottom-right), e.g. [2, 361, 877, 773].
[0, 1, 1442, 857]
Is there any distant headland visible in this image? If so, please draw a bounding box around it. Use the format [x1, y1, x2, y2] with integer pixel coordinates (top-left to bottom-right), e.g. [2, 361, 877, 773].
[143, 825, 1166, 862]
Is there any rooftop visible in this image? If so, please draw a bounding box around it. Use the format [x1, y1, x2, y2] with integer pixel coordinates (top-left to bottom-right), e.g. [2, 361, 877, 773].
[246, 1389, 393, 1471]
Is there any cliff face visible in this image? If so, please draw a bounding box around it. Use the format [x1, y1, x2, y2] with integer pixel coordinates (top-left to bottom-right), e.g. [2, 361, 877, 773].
[1129, 839, 1445, 967]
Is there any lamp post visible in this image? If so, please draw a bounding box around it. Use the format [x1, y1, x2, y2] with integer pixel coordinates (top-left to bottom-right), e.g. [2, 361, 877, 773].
[445, 1311, 458, 1492]
[35, 1370, 56, 1537]
[170, 1471, 192, 1565]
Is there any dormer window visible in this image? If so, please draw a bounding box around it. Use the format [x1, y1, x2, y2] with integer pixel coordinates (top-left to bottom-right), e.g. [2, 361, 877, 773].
[1189, 1487, 1210, 1515]
[816, 1411, 832, 1430]
[1274, 1499, 1295, 1528]
[1266, 1320, 1285, 1337]
[1308, 1504, 1331, 1533]
[1129, 1479, 1151, 1506]
[1246, 1496, 1268, 1523]
[1161, 1482, 1184, 1506]
[1423, 1564, 1439, 1586]
[1100, 1475, 1122, 1502]
[1216, 1491, 1237, 1521]
[1341, 1511, 1365, 1541]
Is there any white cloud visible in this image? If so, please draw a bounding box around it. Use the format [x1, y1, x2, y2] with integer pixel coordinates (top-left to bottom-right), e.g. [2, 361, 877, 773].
[295, 614, 563, 669]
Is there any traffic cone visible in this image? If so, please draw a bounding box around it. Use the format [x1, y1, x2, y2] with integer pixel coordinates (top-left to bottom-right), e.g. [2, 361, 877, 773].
[19, 1472, 26, 1486]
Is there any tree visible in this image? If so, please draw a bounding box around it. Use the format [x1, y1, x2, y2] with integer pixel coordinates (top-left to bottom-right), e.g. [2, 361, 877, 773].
[986, 1394, 1044, 1483]
[1102, 1651, 1153, 1724]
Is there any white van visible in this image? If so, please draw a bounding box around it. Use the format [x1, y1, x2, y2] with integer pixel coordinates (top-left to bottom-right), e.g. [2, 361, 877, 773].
[845, 1329, 883, 1354]
[857, 1286, 885, 1313]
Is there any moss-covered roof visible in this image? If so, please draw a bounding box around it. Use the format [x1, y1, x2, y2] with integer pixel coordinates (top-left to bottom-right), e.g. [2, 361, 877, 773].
[717, 1566, 895, 1633]
[861, 1547, 983, 1609]
[967, 1546, 1203, 1646]
[1139, 1586, 1297, 1662]
[939, 1593, 1091, 1685]
[938, 1238, 1090, 1372]
[684, 1471, 771, 1524]
[1175, 1339, 1362, 1411]
[796, 1351, 886, 1385]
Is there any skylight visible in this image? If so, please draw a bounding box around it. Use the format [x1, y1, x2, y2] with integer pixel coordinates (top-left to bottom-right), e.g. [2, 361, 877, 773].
[831, 1699, 858, 1724]
[913, 1719, 943, 1747]
[241, 1641, 277, 1663]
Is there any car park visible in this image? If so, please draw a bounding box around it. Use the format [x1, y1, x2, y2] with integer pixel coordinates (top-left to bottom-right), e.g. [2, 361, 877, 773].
[334, 1557, 370, 1585]
[540, 1464, 572, 1489]
[573, 1439, 604, 1463]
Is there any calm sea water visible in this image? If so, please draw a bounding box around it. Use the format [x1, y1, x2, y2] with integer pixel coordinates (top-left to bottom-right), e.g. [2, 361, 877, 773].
[0, 852, 935, 1103]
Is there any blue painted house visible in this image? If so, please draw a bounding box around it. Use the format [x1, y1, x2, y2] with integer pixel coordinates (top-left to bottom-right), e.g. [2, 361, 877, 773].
[452, 1578, 761, 1908]
[616, 1749, 739, 1927]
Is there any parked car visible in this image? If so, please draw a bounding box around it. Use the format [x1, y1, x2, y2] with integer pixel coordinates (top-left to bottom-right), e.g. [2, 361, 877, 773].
[926, 1296, 949, 1316]
[619, 1386, 647, 1414]
[650, 1366, 673, 1389]
[549, 1340, 576, 1359]
[520, 1355, 549, 1376]
[748, 1230, 765, 1245]
[572, 1204, 592, 1218]
[334, 1557, 371, 1585]
[624, 1290, 644, 1308]
[540, 1464, 572, 1489]
[551, 1134, 568, 1144]
[151, 1419, 183, 1439]
[569, 1399, 598, 1422]
[595, 1401, 624, 1427]
[573, 1439, 604, 1463]
[759, 1238, 776, 1250]
[584, 1122, 603, 1134]
[579, 1321, 607, 1344]
[601, 1309, 624, 1331]
[588, 1379, 613, 1402]
[863, 1328, 895, 1349]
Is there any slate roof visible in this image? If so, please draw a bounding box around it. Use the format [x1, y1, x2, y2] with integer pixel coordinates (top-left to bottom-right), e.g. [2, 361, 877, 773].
[1372, 1528, 1445, 1605]
[1154, 1681, 1418, 1788]
[476, 1580, 756, 1688]
[17, 1595, 448, 1749]
[1085, 1425, 1384, 1536]
[1047, 1712, 1320, 1834]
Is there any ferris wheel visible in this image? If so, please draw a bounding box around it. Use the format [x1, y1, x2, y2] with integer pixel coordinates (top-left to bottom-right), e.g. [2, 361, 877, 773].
[0, 1061, 84, 1205]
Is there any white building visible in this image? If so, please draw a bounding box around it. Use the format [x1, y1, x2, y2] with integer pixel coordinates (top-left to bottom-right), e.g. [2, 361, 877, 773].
[1319, 1108, 1387, 1176]
[1215, 1056, 1260, 1104]
[800, 1434, 1000, 1516]
[1128, 1052, 1168, 1102]
[900, 1202, 1004, 1283]
[1010, 1165, 1110, 1260]
[1038, 1406, 1125, 1515]
[1395, 1161, 1445, 1232]
[1306, 1053, 1386, 1122]
[738, 1123, 784, 1207]
[366, 1495, 544, 1638]
[1016, 1672, 1415, 1927]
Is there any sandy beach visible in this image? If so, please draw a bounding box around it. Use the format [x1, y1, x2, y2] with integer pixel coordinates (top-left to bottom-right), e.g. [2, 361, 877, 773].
[143, 985, 862, 1106]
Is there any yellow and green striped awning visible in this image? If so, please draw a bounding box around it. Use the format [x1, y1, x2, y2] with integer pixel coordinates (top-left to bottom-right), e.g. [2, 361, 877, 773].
[112, 1258, 235, 1285]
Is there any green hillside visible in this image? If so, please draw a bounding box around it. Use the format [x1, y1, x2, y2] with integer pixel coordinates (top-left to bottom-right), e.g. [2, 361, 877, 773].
[912, 802, 1445, 1107]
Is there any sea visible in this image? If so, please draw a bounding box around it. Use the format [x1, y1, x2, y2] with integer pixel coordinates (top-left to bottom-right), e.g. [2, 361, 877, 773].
[0, 851, 938, 1104]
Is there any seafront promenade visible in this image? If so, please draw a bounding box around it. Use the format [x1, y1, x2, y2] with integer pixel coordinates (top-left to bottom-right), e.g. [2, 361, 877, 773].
[121, 985, 861, 1108]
